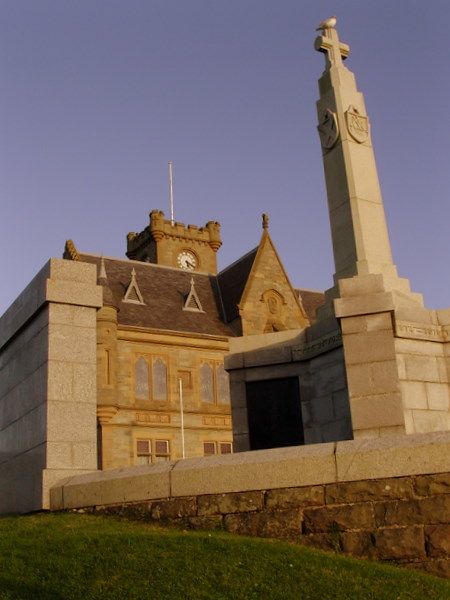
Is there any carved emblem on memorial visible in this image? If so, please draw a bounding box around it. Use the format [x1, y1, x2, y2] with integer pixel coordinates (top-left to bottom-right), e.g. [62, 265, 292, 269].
[345, 105, 369, 143]
[317, 108, 339, 149]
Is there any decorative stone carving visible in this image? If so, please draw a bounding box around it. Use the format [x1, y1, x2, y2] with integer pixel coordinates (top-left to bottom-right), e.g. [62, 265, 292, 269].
[345, 105, 369, 143]
[97, 406, 118, 425]
[317, 108, 339, 149]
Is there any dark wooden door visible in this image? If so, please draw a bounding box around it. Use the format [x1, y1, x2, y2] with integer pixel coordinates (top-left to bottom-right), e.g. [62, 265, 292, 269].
[246, 377, 304, 450]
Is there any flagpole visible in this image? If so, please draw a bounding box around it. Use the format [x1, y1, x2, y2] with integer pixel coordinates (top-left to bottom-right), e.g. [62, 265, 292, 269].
[178, 378, 186, 459]
[168, 161, 175, 226]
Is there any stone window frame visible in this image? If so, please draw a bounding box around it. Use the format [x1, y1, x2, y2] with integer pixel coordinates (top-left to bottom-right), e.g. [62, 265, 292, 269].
[133, 353, 170, 403]
[135, 437, 171, 464]
[198, 359, 231, 406]
[203, 441, 233, 456]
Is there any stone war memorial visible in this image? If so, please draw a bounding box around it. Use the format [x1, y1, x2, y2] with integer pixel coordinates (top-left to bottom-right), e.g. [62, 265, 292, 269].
[1, 19, 450, 577]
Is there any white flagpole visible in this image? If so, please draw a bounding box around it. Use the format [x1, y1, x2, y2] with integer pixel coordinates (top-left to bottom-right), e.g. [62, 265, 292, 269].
[168, 161, 175, 226]
[178, 378, 186, 459]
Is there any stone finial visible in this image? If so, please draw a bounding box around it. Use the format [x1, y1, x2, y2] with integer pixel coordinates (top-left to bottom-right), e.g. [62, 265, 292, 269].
[98, 256, 107, 282]
[262, 213, 269, 230]
[97, 257, 116, 308]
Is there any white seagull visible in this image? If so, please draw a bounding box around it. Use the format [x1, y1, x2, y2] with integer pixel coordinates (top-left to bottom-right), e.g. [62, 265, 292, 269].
[316, 16, 337, 31]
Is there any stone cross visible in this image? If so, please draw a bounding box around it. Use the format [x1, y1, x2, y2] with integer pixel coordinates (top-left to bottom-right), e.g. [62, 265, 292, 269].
[314, 28, 350, 70]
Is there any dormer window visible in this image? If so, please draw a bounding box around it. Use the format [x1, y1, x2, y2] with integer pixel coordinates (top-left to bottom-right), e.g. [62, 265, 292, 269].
[183, 277, 204, 313]
[123, 268, 145, 305]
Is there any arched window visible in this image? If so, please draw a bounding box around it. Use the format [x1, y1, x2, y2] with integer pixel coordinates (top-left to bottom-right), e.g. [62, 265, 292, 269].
[135, 357, 149, 400]
[153, 358, 168, 401]
[200, 363, 214, 403]
[217, 364, 230, 404]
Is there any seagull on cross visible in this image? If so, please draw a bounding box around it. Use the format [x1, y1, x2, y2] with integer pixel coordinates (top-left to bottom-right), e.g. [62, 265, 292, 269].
[316, 16, 337, 31]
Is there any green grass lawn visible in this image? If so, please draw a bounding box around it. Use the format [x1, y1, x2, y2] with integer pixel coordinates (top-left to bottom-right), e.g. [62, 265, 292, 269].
[0, 513, 448, 600]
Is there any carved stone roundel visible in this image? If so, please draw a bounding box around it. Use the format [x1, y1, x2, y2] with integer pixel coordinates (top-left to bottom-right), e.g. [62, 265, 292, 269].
[345, 105, 369, 143]
[317, 108, 339, 149]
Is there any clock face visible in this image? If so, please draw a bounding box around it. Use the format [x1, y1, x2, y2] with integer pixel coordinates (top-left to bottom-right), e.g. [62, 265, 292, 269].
[177, 250, 197, 270]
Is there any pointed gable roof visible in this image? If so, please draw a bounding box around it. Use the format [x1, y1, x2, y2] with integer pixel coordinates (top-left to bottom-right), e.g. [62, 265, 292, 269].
[239, 229, 308, 323]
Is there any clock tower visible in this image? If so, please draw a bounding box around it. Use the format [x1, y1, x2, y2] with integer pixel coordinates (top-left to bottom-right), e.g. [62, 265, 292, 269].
[126, 209, 222, 274]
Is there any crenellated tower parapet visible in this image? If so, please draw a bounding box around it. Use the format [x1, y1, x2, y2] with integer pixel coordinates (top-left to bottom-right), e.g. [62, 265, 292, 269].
[126, 209, 222, 273]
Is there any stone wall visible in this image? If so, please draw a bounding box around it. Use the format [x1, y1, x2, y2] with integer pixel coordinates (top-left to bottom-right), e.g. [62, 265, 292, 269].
[0, 259, 102, 514]
[335, 274, 450, 438]
[227, 322, 350, 451]
[51, 431, 450, 578]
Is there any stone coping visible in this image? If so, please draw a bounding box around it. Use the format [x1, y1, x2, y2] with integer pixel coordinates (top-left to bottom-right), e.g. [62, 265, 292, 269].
[51, 431, 450, 510]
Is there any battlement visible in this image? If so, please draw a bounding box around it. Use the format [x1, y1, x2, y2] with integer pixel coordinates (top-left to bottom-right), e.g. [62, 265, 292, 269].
[126, 210, 222, 272]
[148, 210, 221, 250]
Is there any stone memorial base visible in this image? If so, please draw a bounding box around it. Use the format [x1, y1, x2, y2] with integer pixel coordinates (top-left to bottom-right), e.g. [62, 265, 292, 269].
[226, 271, 450, 450]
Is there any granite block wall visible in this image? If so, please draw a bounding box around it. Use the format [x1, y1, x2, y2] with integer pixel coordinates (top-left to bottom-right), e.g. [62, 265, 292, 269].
[0, 259, 102, 514]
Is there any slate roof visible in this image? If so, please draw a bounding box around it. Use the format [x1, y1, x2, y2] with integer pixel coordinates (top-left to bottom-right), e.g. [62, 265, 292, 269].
[297, 289, 325, 324]
[76, 251, 325, 335]
[80, 254, 234, 337]
[216, 248, 258, 323]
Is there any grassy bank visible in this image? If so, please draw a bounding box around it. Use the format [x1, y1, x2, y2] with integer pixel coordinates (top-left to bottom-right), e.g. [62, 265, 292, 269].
[0, 513, 448, 599]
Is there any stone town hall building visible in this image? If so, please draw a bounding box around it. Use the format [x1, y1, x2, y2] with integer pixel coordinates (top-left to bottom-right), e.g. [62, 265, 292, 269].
[62, 209, 323, 470]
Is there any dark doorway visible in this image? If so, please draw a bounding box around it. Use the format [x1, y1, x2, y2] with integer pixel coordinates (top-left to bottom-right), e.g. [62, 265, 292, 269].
[246, 377, 304, 450]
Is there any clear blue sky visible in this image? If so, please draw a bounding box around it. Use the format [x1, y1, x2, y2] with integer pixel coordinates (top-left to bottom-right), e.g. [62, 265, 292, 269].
[1, 1, 449, 316]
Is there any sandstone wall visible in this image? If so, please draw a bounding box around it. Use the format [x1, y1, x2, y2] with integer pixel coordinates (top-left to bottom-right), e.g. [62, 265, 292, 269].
[51, 431, 450, 578]
[0, 259, 102, 514]
[97, 325, 232, 470]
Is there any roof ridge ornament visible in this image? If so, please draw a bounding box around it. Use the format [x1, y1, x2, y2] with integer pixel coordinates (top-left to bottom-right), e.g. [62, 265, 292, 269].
[262, 213, 269, 230]
[123, 267, 145, 305]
